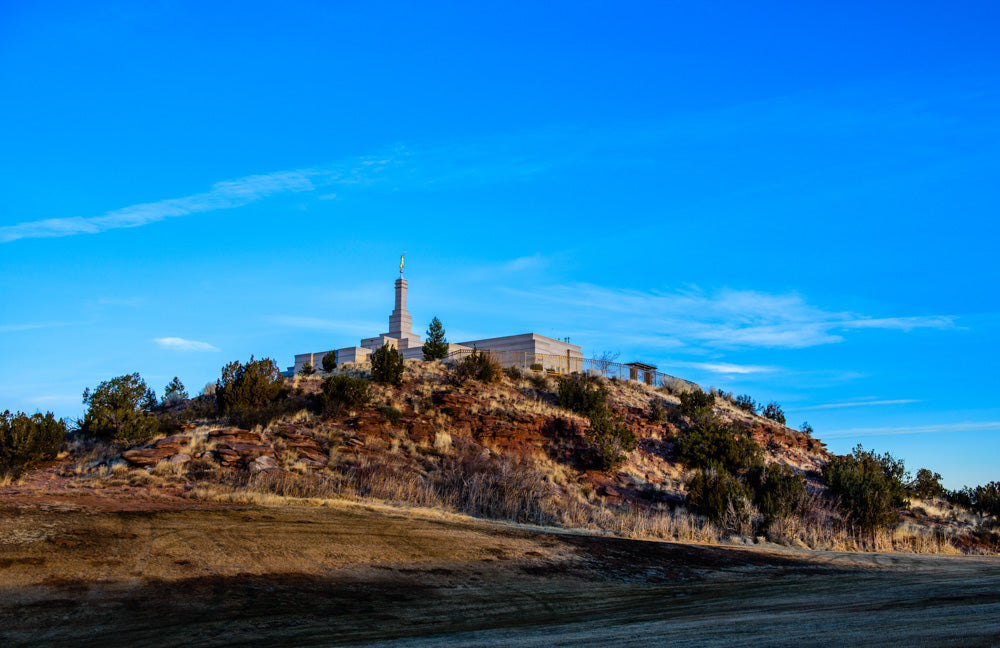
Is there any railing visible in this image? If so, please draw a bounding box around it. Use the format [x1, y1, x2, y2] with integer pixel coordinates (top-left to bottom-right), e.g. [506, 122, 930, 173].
[446, 348, 699, 390]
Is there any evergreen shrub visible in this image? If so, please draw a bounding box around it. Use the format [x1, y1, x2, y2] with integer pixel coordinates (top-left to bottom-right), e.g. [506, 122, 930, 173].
[747, 463, 806, 522]
[456, 349, 501, 383]
[822, 445, 909, 532]
[586, 408, 637, 471]
[163, 377, 188, 404]
[322, 375, 371, 411]
[557, 376, 608, 417]
[380, 405, 402, 425]
[909, 468, 945, 500]
[371, 345, 405, 385]
[734, 394, 758, 414]
[216, 357, 285, 415]
[686, 468, 751, 527]
[678, 389, 715, 420]
[1, 410, 67, 475]
[80, 373, 159, 444]
[675, 420, 762, 475]
[422, 316, 449, 360]
[761, 402, 786, 426]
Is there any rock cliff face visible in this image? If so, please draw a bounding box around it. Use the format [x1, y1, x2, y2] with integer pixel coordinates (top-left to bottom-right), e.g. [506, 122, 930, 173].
[122, 425, 330, 474]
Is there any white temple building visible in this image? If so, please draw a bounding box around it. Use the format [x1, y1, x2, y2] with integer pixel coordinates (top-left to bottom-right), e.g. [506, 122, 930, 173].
[287, 265, 582, 375]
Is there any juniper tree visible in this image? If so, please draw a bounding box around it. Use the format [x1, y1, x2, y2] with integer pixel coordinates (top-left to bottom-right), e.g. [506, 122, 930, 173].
[81, 373, 159, 443]
[422, 316, 449, 360]
[371, 345, 404, 385]
[1, 410, 67, 475]
[215, 356, 284, 413]
[163, 377, 188, 404]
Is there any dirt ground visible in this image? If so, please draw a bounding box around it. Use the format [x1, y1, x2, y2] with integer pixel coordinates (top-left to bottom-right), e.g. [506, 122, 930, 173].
[1, 496, 998, 647]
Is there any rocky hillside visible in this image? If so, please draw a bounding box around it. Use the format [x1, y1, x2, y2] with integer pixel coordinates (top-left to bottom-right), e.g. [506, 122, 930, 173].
[6, 359, 995, 554]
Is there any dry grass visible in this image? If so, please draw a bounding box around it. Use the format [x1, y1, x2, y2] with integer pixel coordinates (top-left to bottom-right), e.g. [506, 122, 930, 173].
[188, 438, 561, 526]
[0, 472, 22, 487]
[151, 459, 187, 478]
[433, 431, 452, 453]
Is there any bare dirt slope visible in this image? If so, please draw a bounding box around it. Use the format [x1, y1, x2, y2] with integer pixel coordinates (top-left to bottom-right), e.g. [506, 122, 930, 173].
[2, 498, 998, 647]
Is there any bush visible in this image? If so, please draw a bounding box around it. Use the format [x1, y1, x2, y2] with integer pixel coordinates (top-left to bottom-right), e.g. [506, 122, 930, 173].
[556, 375, 634, 470]
[799, 421, 814, 436]
[1, 410, 67, 475]
[946, 487, 974, 509]
[163, 377, 188, 404]
[504, 365, 522, 381]
[675, 420, 762, 475]
[557, 376, 608, 417]
[529, 363, 543, 371]
[216, 356, 285, 415]
[528, 374, 552, 394]
[649, 399, 667, 423]
[747, 463, 806, 523]
[710, 387, 734, 404]
[380, 405, 402, 426]
[678, 389, 715, 420]
[321, 375, 371, 412]
[686, 468, 752, 528]
[586, 408, 637, 471]
[456, 349, 501, 383]
[298, 362, 315, 376]
[80, 373, 159, 444]
[949, 482, 1000, 520]
[761, 402, 786, 426]
[371, 345, 405, 385]
[822, 445, 909, 532]
[322, 350, 337, 373]
[734, 394, 758, 414]
[422, 316, 449, 361]
[909, 468, 945, 501]
[973, 482, 1000, 519]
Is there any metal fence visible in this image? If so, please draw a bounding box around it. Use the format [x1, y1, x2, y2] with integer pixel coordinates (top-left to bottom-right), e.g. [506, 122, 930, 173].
[446, 348, 698, 390]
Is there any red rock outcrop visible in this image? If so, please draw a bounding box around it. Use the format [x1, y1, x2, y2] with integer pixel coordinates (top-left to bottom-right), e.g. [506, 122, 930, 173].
[122, 435, 191, 467]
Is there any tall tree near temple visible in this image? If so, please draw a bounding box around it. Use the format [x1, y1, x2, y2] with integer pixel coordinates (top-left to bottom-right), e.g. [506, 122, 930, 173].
[422, 316, 449, 360]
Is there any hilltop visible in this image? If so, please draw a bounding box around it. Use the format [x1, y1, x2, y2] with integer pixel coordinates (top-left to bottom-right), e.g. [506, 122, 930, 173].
[2, 357, 994, 554]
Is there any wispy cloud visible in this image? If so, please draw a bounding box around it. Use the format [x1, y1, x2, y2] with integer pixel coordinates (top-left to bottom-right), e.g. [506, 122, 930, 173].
[1, 170, 317, 243]
[822, 421, 1000, 439]
[794, 398, 921, 411]
[519, 284, 956, 350]
[504, 253, 548, 273]
[153, 337, 220, 352]
[0, 320, 87, 333]
[668, 361, 779, 375]
[26, 394, 78, 405]
[8, 84, 997, 246]
[0, 133, 569, 244]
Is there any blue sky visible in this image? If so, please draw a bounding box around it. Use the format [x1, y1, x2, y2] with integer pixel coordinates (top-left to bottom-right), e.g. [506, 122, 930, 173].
[2, 1, 997, 489]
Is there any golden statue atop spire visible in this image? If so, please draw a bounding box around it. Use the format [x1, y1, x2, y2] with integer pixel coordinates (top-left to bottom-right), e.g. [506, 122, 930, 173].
[399, 251, 406, 275]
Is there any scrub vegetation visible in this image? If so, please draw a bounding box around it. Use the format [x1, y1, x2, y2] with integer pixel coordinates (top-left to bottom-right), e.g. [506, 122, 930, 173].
[4, 356, 998, 555]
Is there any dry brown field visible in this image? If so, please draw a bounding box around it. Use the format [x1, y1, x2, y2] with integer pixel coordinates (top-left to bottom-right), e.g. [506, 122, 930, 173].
[2, 496, 998, 648]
